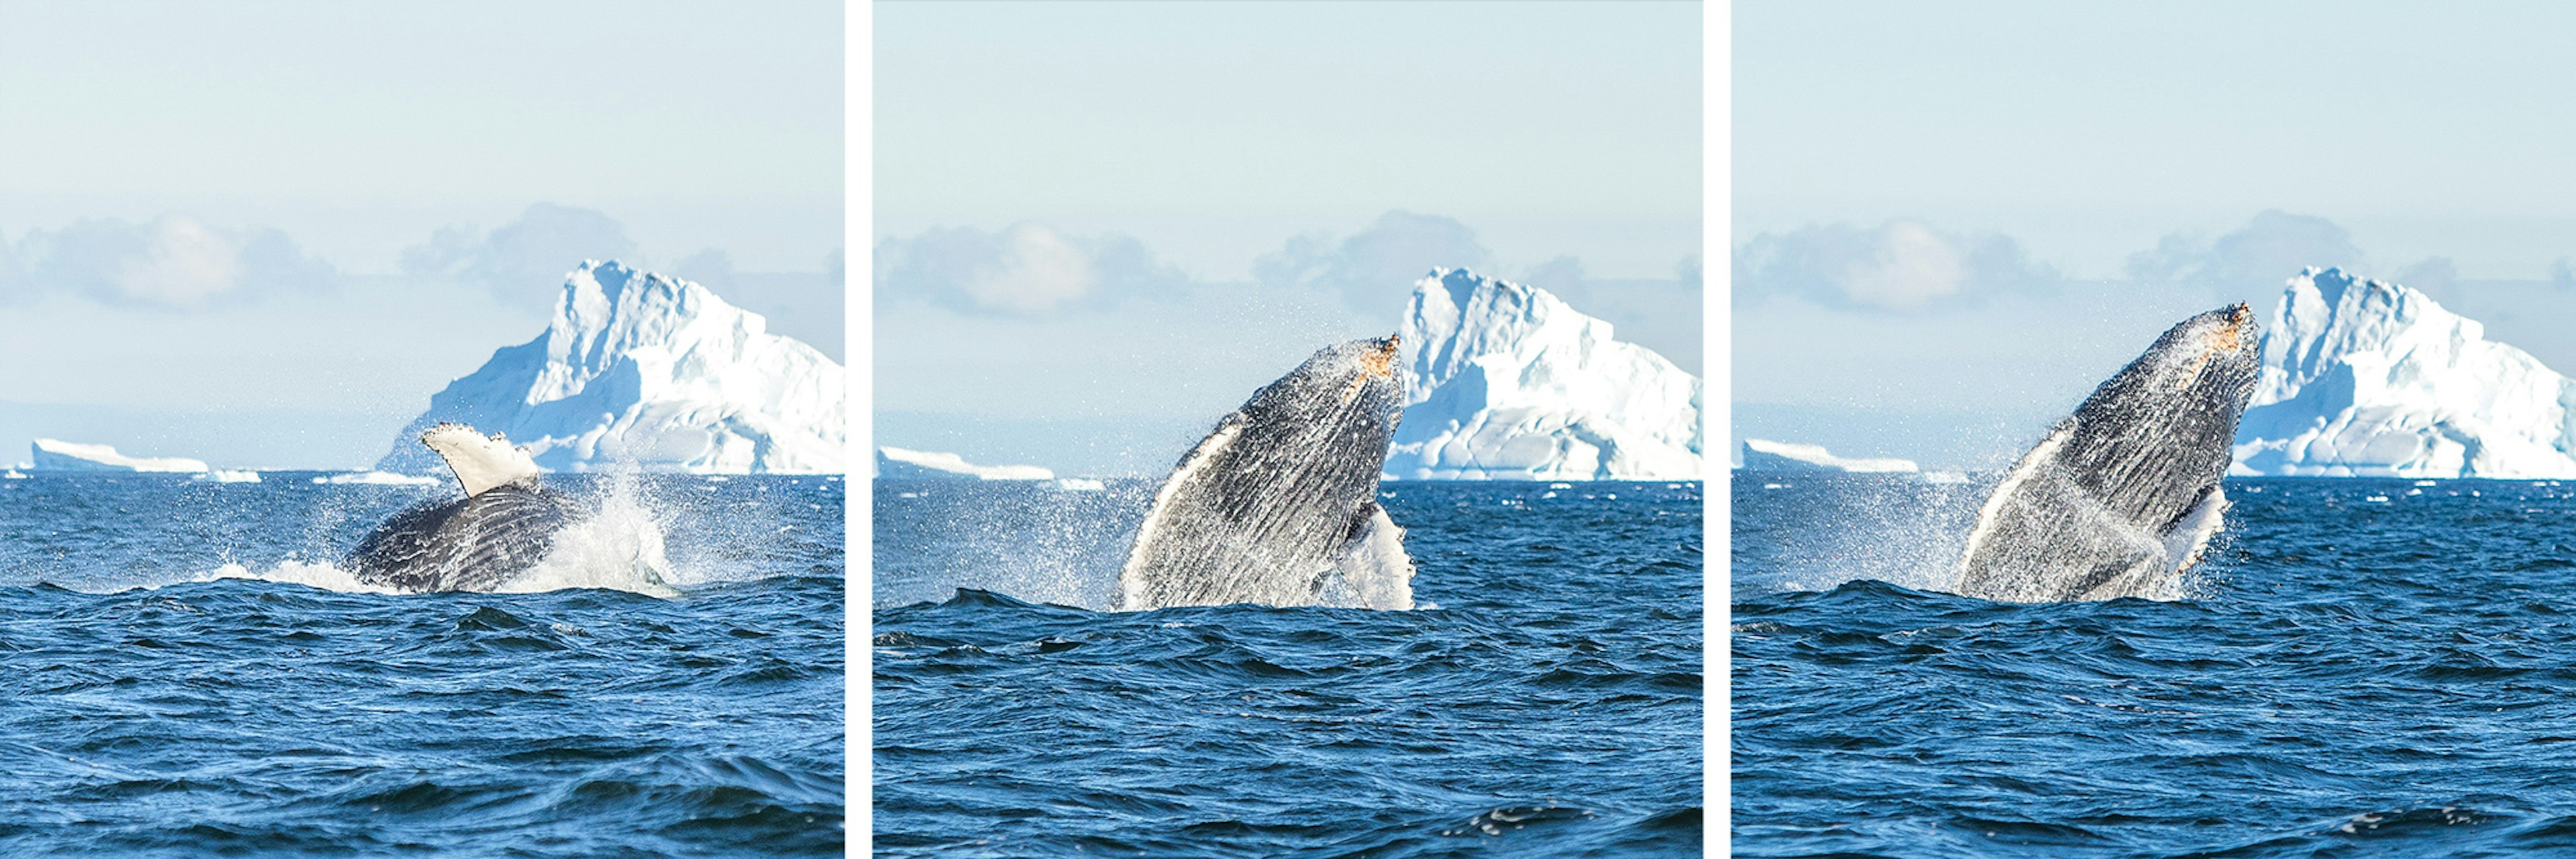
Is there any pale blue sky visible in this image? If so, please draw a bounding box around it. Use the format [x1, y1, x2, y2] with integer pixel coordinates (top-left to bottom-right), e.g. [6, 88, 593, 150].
[0, 0, 841, 467]
[875, 1, 1704, 475]
[1738, 1, 2576, 278]
[877, 0, 1701, 281]
[1735, 1, 2576, 468]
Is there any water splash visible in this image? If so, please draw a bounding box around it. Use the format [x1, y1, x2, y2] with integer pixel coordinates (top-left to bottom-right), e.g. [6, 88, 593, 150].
[500, 476, 676, 597]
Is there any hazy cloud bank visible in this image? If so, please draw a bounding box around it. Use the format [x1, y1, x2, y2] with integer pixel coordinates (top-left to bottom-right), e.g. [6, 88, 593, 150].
[1, 216, 337, 309]
[872, 222, 1190, 317]
[1733, 220, 2060, 312]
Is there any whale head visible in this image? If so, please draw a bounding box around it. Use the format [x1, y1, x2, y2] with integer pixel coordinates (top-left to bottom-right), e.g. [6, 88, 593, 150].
[1251, 335, 1407, 433]
[2127, 303, 2261, 409]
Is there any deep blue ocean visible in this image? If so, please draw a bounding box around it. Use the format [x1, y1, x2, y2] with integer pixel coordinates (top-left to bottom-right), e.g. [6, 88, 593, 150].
[873, 478, 1705, 857]
[1735, 473, 2576, 858]
[0, 471, 844, 856]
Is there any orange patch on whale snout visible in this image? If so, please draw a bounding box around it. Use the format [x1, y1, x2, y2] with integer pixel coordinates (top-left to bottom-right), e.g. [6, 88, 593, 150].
[1360, 335, 1399, 380]
[1342, 336, 1401, 403]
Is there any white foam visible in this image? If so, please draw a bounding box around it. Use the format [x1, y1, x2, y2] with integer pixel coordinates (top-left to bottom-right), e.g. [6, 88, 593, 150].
[1318, 504, 1415, 610]
[498, 483, 678, 597]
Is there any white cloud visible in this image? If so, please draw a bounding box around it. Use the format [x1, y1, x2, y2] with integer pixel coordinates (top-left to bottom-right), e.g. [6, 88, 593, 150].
[2125, 210, 2363, 291]
[1254, 211, 1492, 313]
[401, 203, 641, 305]
[873, 221, 1187, 317]
[1733, 220, 2057, 312]
[2395, 256, 2459, 292]
[3, 215, 337, 309]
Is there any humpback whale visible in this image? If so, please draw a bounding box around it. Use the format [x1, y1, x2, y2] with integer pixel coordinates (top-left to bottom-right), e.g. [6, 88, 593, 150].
[344, 423, 580, 593]
[1118, 336, 1416, 611]
[1953, 304, 2261, 602]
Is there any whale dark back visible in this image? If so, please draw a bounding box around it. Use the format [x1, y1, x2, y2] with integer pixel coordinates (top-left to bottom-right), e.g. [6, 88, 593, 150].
[1955, 304, 2261, 602]
[1119, 337, 1405, 610]
[345, 483, 578, 592]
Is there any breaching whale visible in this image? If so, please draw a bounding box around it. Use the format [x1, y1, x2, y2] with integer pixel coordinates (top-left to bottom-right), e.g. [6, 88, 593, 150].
[1117, 336, 1416, 611]
[1953, 304, 2261, 602]
[344, 423, 580, 593]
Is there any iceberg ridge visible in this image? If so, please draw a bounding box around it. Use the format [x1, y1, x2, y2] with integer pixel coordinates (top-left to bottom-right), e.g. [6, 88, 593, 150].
[1387, 268, 1702, 480]
[376, 261, 845, 475]
[2232, 267, 2576, 478]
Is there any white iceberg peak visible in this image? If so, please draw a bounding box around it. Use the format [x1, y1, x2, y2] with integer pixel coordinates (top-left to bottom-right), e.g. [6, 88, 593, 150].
[2233, 266, 2576, 478]
[1385, 268, 1703, 480]
[378, 260, 845, 475]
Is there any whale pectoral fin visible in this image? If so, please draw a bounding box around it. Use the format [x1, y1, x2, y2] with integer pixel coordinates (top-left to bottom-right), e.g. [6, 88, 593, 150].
[1327, 502, 1415, 610]
[421, 422, 544, 498]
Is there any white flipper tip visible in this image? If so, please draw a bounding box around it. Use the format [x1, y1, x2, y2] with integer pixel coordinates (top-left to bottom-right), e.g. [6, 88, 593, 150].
[421, 422, 543, 498]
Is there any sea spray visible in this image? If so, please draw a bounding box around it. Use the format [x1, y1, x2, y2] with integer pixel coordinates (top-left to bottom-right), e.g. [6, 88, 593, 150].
[503, 473, 676, 597]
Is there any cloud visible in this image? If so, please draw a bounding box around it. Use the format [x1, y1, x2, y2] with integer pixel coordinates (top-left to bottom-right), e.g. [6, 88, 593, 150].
[401, 203, 641, 304]
[1733, 220, 2059, 312]
[872, 222, 1189, 317]
[2125, 210, 2363, 292]
[674, 248, 738, 290]
[1521, 255, 1591, 308]
[2394, 256, 2458, 293]
[1254, 211, 1493, 312]
[1, 215, 336, 309]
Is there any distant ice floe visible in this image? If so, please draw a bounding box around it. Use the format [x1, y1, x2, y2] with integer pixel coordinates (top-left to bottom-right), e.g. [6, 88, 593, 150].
[874, 447, 1053, 480]
[311, 471, 443, 486]
[2234, 267, 2576, 478]
[1052, 477, 1106, 492]
[29, 439, 209, 473]
[195, 469, 261, 483]
[1736, 438, 1920, 473]
[1385, 268, 1703, 481]
[376, 260, 845, 477]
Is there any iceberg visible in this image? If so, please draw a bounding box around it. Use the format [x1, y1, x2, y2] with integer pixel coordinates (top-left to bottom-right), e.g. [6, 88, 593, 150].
[29, 439, 209, 473]
[1736, 438, 1919, 473]
[195, 469, 262, 483]
[2232, 267, 2576, 478]
[1385, 268, 1703, 480]
[376, 261, 845, 475]
[875, 447, 1053, 481]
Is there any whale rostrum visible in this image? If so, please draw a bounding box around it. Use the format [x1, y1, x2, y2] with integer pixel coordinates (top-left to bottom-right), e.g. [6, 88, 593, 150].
[1118, 336, 1417, 611]
[343, 422, 580, 593]
[1953, 304, 2261, 602]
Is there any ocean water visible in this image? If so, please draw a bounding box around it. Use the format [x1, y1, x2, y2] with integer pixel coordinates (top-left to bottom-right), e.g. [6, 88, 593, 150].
[1735, 474, 2576, 858]
[0, 471, 845, 856]
[874, 479, 1705, 856]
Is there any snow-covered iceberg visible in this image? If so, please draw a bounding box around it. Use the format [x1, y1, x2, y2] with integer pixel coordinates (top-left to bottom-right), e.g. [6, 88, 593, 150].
[1737, 438, 1919, 473]
[377, 261, 845, 475]
[2232, 267, 2576, 478]
[29, 439, 209, 473]
[1385, 268, 1703, 480]
[874, 447, 1053, 480]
